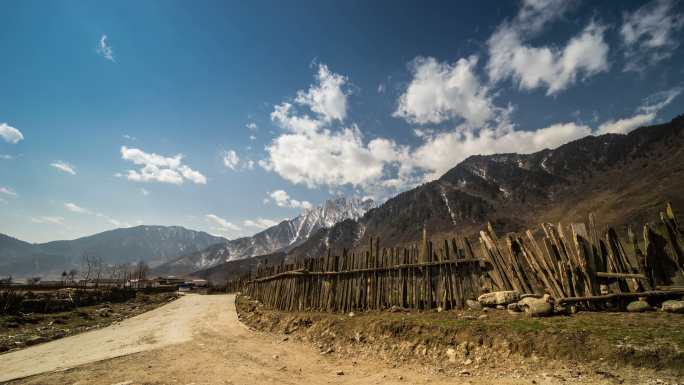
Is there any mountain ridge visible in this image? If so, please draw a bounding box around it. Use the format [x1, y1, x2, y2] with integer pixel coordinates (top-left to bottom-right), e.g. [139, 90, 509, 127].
[0, 225, 227, 278]
[152, 196, 375, 276]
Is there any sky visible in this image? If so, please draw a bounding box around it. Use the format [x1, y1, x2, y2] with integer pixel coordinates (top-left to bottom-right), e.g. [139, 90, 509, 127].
[1, 0, 684, 243]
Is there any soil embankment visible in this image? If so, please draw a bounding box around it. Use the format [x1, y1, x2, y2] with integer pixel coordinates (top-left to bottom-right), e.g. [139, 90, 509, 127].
[236, 294, 684, 379]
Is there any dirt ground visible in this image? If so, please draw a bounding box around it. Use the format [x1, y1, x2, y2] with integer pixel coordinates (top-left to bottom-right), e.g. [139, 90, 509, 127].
[0, 291, 177, 354]
[1, 294, 682, 385]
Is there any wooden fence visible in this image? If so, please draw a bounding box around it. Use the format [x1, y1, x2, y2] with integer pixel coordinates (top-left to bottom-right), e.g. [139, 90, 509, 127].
[245, 230, 484, 312]
[237, 203, 684, 312]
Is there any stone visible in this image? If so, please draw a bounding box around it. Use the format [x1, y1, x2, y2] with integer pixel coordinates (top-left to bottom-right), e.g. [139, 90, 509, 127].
[336, 370, 345, 376]
[525, 300, 553, 317]
[477, 291, 520, 306]
[496, 305, 505, 310]
[389, 305, 401, 313]
[348, 312, 355, 317]
[662, 300, 684, 314]
[466, 299, 482, 310]
[446, 348, 457, 362]
[626, 300, 651, 313]
[478, 314, 488, 320]
[507, 303, 521, 312]
[520, 294, 541, 300]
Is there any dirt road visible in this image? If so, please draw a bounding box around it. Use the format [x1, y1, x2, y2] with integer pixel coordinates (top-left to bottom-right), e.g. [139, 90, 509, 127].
[0, 294, 657, 385]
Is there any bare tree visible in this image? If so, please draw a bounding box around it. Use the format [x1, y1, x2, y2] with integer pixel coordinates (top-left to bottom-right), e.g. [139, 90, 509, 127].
[133, 261, 150, 288]
[80, 255, 104, 288]
[67, 269, 78, 284]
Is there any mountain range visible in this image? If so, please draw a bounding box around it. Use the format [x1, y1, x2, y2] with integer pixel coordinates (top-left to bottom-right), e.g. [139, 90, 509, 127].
[283, 114, 684, 261]
[3, 115, 683, 281]
[150, 196, 375, 276]
[0, 226, 226, 279]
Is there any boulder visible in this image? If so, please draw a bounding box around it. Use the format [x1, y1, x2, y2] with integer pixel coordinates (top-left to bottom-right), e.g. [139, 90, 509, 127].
[626, 300, 651, 313]
[520, 299, 553, 317]
[465, 299, 482, 311]
[507, 303, 521, 312]
[477, 291, 520, 306]
[662, 300, 684, 314]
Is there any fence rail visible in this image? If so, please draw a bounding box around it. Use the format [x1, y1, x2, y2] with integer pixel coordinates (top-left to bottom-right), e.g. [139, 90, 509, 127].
[234, 203, 684, 312]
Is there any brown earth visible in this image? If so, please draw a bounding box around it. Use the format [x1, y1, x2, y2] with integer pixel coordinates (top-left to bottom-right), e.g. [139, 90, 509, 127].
[236, 294, 684, 382]
[1, 294, 682, 385]
[0, 291, 178, 354]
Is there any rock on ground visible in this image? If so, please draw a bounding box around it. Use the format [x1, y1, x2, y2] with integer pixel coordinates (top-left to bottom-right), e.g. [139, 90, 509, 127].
[661, 300, 684, 314]
[627, 300, 651, 313]
[477, 291, 520, 306]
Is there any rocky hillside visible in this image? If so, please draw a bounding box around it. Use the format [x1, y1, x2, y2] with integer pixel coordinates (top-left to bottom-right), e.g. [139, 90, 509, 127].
[0, 226, 227, 278]
[288, 115, 684, 259]
[153, 197, 375, 276]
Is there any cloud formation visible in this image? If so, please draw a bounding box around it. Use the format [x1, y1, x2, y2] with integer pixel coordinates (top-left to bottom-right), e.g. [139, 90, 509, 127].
[393, 56, 498, 126]
[596, 87, 682, 134]
[265, 190, 313, 210]
[621, 0, 684, 71]
[488, 25, 609, 95]
[262, 64, 412, 190]
[50, 161, 77, 175]
[0, 187, 17, 197]
[0, 123, 23, 144]
[295, 64, 349, 122]
[31, 216, 64, 225]
[64, 202, 89, 213]
[223, 150, 240, 170]
[243, 218, 280, 229]
[205, 214, 241, 232]
[120, 146, 207, 185]
[97, 34, 115, 61]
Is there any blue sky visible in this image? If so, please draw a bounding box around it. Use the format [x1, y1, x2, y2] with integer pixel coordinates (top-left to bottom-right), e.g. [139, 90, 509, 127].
[1, 0, 683, 243]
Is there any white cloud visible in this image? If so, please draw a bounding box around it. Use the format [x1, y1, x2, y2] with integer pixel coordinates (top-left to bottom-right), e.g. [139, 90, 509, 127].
[412, 87, 682, 180]
[246, 122, 258, 132]
[249, 135, 256, 141]
[50, 161, 77, 175]
[141, 188, 150, 196]
[0, 154, 14, 160]
[205, 214, 241, 231]
[223, 150, 240, 170]
[393, 56, 498, 126]
[621, 0, 684, 71]
[412, 122, 592, 180]
[64, 202, 89, 214]
[97, 34, 115, 61]
[243, 218, 280, 229]
[266, 190, 314, 210]
[31, 216, 64, 225]
[263, 64, 413, 191]
[0, 186, 17, 197]
[0, 123, 23, 144]
[486, 0, 608, 95]
[597, 87, 682, 134]
[120, 146, 207, 185]
[123, 134, 136, 141]
[295, 64, 349, 122]
[488, 20, 609, 95]
[94, 212, 128, 227]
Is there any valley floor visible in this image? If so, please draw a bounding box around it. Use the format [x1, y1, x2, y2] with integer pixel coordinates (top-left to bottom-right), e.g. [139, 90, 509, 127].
[0, 294, 680, 385]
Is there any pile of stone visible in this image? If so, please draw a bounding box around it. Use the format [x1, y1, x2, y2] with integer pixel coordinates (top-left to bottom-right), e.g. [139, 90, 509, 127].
[473, 291, 554, 317]
[626, 298, 684, 313]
